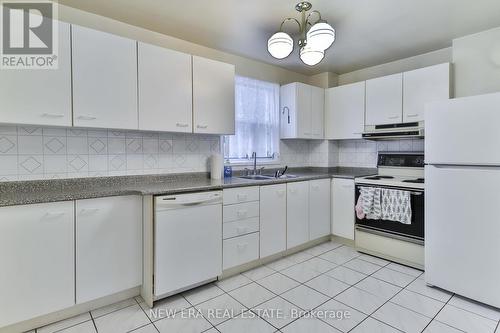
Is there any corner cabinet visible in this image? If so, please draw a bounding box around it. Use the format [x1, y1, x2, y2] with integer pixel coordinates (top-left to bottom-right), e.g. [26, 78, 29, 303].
[0, 202, 75, 328]
[0, 20, 72, 127]
[280, 83, 324, 139]
[72, 25, 138, 130]
[76, 196, 142, 304]
[365, 73, 403, 125]
[138, 42, 193, 132]
[325, 81, 365, 140]
[403, 63, 451, 122]
[192, 56, 235, 135]
[331, 178, 355, 240]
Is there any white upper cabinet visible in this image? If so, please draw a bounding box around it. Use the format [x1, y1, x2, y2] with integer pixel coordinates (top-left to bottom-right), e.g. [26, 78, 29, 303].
[365, 73, 403, 125]
[280, 82, 324, 139]
[311, 86, 325, 138]
[192, 56, 235, 134]
[325, 81, 365, 140]
[138, 42, 192, 132]
[403, 63, 451, 122]
[72, 25, 138, 130]
[287, 181, 310, 249]
[76, 196, 142, 304]
[0, 20, 72, 127]
[0, 202, 74, 328]
[309, 179, 331, 240]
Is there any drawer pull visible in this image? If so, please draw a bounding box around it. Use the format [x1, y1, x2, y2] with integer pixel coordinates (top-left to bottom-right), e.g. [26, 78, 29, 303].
[237, 194, 248, 201]
[80, 208, 100, 215]
[236, 227, 248, 235]
[197, 125, 208, 129]
[276, 190, 285, 197]
[176, 123, 189, 128]
[42, 212, 65, 219]
[77, 115, 97, 120]
[41, 113, 64, 118]
[289, 188, 297, 194]
[311, 185, 320, 190]
[388, 115, 399, 120]
[237, 210, 248, 218]
[236, 243, 248, 251]
[407, 114, 419, 118]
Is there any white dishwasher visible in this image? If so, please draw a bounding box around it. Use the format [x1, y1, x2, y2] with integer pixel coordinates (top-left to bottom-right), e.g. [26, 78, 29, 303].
[154, 191, 222, 299]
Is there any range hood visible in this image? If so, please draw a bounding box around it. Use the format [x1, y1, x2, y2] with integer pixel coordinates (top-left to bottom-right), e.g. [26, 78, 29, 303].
[362, 122, 424, 140]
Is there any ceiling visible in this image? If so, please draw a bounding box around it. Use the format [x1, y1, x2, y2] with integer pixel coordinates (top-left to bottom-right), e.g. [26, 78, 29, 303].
[58, 0, 500, 75]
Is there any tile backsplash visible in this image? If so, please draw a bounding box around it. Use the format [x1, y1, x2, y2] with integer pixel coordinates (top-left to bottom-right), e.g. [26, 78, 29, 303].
[0, 125, 221, 181]
[0, 124, 424, 181]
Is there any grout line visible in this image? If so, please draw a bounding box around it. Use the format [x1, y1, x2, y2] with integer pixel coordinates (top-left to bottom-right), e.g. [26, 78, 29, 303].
[88, 311, 99, 333]
[419, 292, 461, 333]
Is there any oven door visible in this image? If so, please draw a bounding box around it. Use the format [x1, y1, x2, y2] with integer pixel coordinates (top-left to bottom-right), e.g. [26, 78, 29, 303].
[355, 184, 424, 243]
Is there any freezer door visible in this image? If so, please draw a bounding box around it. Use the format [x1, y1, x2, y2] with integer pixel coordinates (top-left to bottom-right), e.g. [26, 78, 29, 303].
[425, 165, 500, 308]
[425, 92, 500, 165]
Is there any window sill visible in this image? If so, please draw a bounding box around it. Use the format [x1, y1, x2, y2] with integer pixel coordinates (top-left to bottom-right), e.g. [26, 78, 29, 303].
[225, 159, 281, 167]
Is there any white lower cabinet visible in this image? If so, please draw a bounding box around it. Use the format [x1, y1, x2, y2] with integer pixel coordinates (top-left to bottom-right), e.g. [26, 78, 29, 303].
[309, 179, 331, 240]
[287, 181, 310, 249]
[223, 232, 260, 270]
[76, 196, 142, 304]
[331, 178, 355, 240]
[259, 184, 287, 258]
[0, 202, 75, 328]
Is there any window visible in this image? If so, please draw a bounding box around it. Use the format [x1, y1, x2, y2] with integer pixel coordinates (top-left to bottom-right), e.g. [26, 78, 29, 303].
[224, 76, 280, 163]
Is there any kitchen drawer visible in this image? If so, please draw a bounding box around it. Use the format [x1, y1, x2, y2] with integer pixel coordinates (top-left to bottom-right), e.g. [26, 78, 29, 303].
[223, 187, 259, 205]
[223, 201, 259, 223]
[223, 217, 259, 239]
[223, 232, 259, 270]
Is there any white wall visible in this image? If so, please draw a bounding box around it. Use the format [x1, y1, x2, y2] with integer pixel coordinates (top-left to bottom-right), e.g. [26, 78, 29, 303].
[453, 26, 500, 97]
[337, 48, 452, 85]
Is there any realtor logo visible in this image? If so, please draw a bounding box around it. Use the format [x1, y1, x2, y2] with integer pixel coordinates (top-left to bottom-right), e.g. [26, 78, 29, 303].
[1, 1, 58, 69]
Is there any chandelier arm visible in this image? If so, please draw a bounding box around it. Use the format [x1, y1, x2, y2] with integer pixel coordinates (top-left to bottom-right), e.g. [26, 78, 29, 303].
[279, 17, 302, 32]
[306, 10, 323, 26]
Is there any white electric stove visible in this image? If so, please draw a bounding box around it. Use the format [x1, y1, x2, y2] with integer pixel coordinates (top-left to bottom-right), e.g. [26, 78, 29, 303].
[354, 152, 425, 269]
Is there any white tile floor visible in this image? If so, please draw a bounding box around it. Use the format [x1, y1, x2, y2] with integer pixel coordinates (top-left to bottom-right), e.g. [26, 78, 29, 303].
[33, 241, 500, 333]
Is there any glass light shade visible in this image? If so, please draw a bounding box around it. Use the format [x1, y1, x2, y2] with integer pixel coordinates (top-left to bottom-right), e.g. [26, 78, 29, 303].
[306, 22, 335, 50]
[267, 32, 293, 59]
[300, 45, 324, 66]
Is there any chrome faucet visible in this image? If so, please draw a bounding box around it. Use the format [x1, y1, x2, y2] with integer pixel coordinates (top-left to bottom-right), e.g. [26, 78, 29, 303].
[252, 152, 257, 175]
[243, 152, 264, 176]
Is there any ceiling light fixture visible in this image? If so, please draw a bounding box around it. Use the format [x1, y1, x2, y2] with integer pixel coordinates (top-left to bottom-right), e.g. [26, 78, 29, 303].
[267, 1, 335, 66]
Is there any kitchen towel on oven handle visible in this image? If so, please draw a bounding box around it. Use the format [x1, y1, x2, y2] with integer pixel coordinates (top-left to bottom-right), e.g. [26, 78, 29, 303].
[356, 187, 382, 219]
[381, 188, 412, 224]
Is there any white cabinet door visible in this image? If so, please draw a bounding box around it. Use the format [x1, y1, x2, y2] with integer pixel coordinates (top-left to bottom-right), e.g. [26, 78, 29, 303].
[280, 83, 298, 139]
[260, 184, 287, 257]
[296, 83, 312, 138]
[311, 86, 325, 139]
[76, 196, 142, 304]
[0, 21, 72, 127]
[325, 82, 365, 140]
[138, 42, 192, 132]
[192, 56, 235, 134]
[309, 179, 331, 240]
[403, 63, 450, 122]
[331, 178, 355, 240]
[72, 25, 138, 130]
[287, 181, 309, 249]
[366, 73, 403, 125]
[0, 202, 74, 328]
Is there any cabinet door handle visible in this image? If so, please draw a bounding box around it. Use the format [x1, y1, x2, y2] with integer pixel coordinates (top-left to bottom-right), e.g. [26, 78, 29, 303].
[176, 123, 189, 128]
[237, 210, 248, 218]
[406, 114, 419, 118]
[80, 208, 100, 215]
[42, 212, 66, 219]
[41, 113, 65, 118]
[236, 227, 248, 235]
[77, 115, 97, 120]
[236, 243, 248, 251]
[237, 194, 248, 201]
[289, 188, 297, 194]
[197, 125, 208, 129]
[388, 115, 399, 120]
[276, 190, 285, 197]
[311, 185, 320, 191]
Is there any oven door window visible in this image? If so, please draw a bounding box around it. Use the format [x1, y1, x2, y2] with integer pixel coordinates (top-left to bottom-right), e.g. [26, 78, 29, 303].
[355, 185, 424, 241]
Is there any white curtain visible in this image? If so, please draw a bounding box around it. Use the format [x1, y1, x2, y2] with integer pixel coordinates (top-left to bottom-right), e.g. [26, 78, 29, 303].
[224, 76, 280, 160]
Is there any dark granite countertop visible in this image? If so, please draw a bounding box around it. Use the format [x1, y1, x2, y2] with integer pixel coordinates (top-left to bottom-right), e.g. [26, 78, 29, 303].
[0, 167, 376, 207]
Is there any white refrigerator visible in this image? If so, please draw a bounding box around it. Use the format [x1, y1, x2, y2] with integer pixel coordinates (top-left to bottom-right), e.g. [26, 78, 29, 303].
[425, 91, 500, 308]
